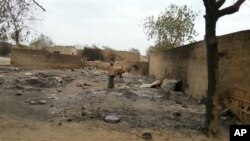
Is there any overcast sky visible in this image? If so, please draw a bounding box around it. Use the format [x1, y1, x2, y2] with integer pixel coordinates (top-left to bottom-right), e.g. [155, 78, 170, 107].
[36, 0, 250, 55]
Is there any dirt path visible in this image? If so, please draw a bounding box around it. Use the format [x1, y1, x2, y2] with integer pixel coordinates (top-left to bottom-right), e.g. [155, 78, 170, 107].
[0, 115, 227, 141]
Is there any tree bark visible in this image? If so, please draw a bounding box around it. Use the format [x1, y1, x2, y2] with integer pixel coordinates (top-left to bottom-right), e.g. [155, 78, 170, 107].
[203, 0, 245, 136]
[204, 14, 220, 135]
[15, 30, 20, 45]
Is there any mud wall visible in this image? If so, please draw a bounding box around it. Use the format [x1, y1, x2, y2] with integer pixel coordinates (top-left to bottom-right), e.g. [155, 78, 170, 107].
[11, 48, 84, 69]
[149, 30, 250, 122]
[219, 31, 250, 122]
[83, 48, 104, 61]
[46, 46, 77, 55]
[76, 49, 84, 58]
[83, 48, 140, 62]
[150, 41, 207, 100]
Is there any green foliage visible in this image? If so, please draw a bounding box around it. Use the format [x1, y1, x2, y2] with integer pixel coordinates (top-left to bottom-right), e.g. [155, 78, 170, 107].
[29, 34, 54, 48]
[142, 4, 198, 52]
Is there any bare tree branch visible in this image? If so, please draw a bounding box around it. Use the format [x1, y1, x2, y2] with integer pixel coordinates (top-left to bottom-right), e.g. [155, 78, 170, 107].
[218, 0, 245, 17]
[216, 0, 226, 9]
[32, 0, 46, 12]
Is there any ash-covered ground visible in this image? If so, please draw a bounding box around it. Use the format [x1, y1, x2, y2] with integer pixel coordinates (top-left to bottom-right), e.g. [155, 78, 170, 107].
[0, 66, 234, 141]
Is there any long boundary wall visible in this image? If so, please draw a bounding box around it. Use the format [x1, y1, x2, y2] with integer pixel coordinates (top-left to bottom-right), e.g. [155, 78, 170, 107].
[11, 48, 84, 69]
[149, 30, 250, 122]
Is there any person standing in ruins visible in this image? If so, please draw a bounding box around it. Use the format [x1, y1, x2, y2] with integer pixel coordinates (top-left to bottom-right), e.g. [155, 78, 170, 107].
[108, 62, 116, 88]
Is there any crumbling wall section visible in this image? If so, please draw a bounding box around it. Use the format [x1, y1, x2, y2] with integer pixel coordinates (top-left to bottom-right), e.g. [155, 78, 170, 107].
[11, 48, 84, 69]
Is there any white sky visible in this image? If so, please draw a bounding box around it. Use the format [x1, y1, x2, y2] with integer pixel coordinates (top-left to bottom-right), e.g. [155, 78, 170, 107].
[36, 0, 250, 55]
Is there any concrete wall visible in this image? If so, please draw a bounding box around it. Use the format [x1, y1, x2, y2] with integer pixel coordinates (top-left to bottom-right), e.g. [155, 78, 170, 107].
[11, 48, 84, 69]
[46, 46, 77, 55]
[149, 30, 250, 121]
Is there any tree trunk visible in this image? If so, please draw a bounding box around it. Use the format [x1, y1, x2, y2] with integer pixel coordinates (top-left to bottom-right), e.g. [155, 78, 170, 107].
[204, 15, 220, 135]
[15, 30, 20, 46]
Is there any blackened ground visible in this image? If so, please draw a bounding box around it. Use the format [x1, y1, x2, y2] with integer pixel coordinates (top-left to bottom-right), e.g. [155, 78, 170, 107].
[0, 66, 236, 140]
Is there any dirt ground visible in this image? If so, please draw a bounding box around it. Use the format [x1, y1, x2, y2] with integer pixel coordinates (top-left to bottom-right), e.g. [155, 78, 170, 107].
[0, 66, 234, 141]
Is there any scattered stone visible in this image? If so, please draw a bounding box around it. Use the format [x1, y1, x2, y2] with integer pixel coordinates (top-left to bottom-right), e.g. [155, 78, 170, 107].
[24, 72, 33, 76]
[76, 82, 91, 87]
[49, 94, 58, 100]
[81, 112, 86, 117]
[28, 100, 47, 105]
[36, 72, 49, 78]
[57, 89, 62, 92]
[36, 88, 42, 91]
[55, 77, 63, 83]
[182, 105, 188, 108]
[150, 97, 156, 101]
[175, 100, 182, 104]
[119, 85, 130, 89]
[161, 79, 179, 91]
[220, 116, 227, 120]
[140, 80, 162, 88]
[141, 132, 152, 140]
[76, 83, 83, 87]
[104, 115, 121, 123]
[15, 92, 22, 96]
[58, 121, 62, 126]
[173, 112, 181, 117]
[16, 85, 24, 89]
[66, 118, 73, 122]
[84, 83, 91, 86]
